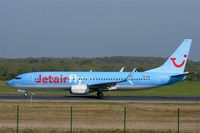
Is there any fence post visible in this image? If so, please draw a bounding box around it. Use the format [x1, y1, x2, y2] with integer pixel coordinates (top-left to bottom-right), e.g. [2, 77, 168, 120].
[70, 106, 73, 133]
[177, 108, 180, 133]
[124, 107, 126, 133]
[16, 105, 19, 133]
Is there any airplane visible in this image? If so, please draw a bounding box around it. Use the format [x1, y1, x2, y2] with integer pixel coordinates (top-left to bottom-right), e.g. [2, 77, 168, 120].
[7, 39, 192, 98]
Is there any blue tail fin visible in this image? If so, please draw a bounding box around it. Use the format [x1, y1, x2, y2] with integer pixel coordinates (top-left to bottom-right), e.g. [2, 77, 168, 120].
[146, 39, 192, 74]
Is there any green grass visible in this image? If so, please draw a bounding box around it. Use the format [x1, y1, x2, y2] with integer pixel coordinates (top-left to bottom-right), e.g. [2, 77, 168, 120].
[0, 81, 17, 94]
[0, 81, 200, 97]
[105, 81, 200, 97]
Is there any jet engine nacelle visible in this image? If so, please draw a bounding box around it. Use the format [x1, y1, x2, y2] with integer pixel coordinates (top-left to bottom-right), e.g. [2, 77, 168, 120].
[70, 84, 89, 94]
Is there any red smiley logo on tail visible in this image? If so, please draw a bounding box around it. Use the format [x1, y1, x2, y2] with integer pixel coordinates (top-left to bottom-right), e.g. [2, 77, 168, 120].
[170, 54, 187, 68]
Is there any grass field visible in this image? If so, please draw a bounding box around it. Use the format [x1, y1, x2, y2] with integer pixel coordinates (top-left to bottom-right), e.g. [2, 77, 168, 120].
[0, 128, 180, 133]
[1, 81, 200, 97]
[0, 102, 199, 133]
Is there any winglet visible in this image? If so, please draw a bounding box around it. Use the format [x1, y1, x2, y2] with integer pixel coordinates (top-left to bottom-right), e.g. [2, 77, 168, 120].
[127, 68, 137, 77]
[119, 67, 125, 72]
[125, 68, 137, 85]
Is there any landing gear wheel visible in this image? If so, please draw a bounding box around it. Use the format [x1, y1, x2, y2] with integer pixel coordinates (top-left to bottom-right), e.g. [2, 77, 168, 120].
[24, 92, 28, 96]
[24, 92, 34, 101]
[97, 91, 104, 98]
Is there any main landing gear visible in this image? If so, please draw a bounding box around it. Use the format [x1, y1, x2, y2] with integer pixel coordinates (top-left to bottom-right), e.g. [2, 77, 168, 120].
[97, 91, 104, 98]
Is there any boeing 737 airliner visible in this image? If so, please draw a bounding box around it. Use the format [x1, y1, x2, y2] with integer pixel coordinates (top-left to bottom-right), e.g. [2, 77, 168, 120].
[7, 39, 192, 98]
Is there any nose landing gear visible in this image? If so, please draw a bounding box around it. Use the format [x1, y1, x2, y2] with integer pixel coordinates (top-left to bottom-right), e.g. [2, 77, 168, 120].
[24, 92, 28, 96]
[24, 92, 34, 101]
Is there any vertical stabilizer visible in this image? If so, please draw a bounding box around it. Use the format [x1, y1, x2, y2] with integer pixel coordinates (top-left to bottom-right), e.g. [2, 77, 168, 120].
[146, 39, 192, 74]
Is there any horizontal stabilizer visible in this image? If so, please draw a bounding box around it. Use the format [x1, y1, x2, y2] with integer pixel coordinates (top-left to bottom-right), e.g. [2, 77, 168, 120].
[171, 72, 190, 78]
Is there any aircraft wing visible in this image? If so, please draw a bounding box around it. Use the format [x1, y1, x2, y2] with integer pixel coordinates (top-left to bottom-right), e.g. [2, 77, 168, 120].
[89, 68, 137, 91]
[89, 80, 125, 90]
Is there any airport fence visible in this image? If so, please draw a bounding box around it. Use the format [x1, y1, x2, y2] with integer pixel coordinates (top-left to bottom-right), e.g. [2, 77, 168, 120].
[0, 103, 200, 133]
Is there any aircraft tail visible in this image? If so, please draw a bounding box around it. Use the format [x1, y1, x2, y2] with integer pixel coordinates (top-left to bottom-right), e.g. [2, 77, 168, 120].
[146, 39, 192, 74]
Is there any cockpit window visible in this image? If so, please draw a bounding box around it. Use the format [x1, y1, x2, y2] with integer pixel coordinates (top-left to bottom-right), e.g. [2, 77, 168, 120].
[14, 76, 22, 80]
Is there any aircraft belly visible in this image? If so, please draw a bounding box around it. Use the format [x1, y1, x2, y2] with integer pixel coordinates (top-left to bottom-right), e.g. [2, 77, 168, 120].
[10, 85, 70, 91]
[116, 85, 158, 91]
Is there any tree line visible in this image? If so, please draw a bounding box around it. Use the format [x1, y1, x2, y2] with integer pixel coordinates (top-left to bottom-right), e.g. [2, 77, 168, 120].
[0, 56, 199, 81]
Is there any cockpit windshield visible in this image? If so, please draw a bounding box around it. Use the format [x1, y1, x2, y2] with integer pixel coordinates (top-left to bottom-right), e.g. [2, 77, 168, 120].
[14, 76, 22, 80]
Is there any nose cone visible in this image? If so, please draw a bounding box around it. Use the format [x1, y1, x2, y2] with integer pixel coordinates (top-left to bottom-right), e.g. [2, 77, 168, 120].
[7, 80, 14, 86]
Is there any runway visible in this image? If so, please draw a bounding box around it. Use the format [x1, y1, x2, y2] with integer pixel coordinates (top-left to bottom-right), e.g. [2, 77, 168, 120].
[0, 94, 200, 102]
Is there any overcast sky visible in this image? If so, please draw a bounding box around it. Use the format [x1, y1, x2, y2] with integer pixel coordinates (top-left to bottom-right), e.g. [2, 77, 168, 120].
[0, 0, 199, 61]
